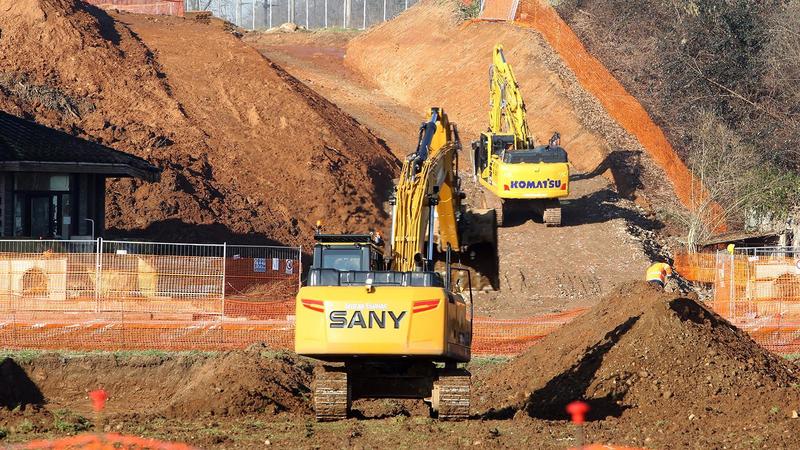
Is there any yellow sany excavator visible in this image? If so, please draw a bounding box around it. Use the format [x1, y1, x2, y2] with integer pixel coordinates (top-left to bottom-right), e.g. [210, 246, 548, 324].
[295, 107, 495, 421]
[472, 44, 570, 226]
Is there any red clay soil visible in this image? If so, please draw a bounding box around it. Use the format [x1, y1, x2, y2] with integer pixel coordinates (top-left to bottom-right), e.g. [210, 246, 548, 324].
[514, 0, 722, 222]
[0, 0, 398, 246]
[477, 281, 800, 449]
[0, 348, 312, 420]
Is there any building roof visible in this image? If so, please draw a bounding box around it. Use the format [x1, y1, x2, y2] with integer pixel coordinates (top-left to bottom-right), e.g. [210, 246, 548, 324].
[0, 111, 161, 182]
[699, 229, 782, 247]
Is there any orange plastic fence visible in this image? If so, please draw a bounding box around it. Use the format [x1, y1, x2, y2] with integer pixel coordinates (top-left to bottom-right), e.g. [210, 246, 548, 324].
[17, 432, 197, 449]
[673, 251, 718, 284]
[676, 250, 800, 354]
[0, 250, 586, 355]
[0, 301, 586, 356]
[511, 0, 723, 225]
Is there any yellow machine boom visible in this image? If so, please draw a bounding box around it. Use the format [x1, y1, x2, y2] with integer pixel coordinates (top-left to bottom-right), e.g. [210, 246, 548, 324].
[295, 108, 490, 421]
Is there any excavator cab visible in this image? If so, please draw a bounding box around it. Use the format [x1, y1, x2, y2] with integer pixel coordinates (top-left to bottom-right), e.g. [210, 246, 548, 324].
[310, 233, 385, 275]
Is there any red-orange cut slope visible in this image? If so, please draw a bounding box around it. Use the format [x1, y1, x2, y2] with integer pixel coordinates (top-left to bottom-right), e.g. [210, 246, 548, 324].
[515, 0, 717, 218]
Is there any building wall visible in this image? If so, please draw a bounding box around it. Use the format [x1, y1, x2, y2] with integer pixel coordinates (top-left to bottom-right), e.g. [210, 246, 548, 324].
[0, 172, 104, 239]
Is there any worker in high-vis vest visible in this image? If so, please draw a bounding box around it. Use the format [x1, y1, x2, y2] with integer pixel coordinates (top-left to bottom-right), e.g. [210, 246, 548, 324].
[646, 262, 673, 288]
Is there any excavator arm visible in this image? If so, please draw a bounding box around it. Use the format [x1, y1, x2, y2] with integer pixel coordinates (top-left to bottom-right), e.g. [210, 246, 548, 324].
[390, 107, 462, 272]
[488, 44, 532, 148]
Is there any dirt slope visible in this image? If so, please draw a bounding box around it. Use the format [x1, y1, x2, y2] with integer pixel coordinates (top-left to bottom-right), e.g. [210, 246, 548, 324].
[347, 2, 607, 174]
[0, 0, 398, 245]
[477, 282, 800, 448]
[244, 30, 423, 157]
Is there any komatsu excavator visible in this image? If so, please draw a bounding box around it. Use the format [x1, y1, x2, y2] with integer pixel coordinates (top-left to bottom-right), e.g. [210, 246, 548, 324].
[295, 107, 494, 421]
[472, 44, 570, 226]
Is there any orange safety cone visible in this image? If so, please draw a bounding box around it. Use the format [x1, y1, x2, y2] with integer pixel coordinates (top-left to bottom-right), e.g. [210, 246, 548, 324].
[89, 389, 108, 432]
[566, 400, 590, 449]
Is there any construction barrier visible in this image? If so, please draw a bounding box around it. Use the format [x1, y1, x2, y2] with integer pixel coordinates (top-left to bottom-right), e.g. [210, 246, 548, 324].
[479, 0, 519, 21]
[0, 299, 586, 355]
[83, 0, 185, 16]
[675, 248, 800, 355]
[0, 239, 586, 355]
[17, 433, 197, 449]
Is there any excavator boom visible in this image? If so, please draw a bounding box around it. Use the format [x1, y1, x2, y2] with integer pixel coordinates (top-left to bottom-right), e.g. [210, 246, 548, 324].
[489, 45, 532, 147]
[391, 108, 461, 272]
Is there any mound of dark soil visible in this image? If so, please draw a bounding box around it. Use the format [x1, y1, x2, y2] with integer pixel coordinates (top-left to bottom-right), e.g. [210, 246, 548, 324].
[476, 282, 800, 447]
[0, 348, 313, 419]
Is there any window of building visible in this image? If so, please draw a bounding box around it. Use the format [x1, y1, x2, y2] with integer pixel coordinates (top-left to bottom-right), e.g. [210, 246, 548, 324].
[12, 173, 72, 239]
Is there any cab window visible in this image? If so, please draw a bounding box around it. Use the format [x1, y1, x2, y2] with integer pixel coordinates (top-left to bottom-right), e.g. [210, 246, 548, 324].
[321, 249, 363, 271]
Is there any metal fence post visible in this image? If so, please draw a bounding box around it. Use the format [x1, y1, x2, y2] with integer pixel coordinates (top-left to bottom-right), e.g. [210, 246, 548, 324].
[298, 245, 303, 291]
[383, 0, 386, 22]
[325, 0, 328, 28]
[305, 0, 309, 28]
[221, 242, 227, 317]
[269, 0, 273, 28]
[95, 237, 102, 313]
[362, 0, 366, 29]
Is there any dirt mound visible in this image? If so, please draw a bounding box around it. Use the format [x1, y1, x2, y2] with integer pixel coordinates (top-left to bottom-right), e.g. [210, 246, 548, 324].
[0, 349, 312, 419]
[476, 282, 800, 447]
[0, 0, 398, 245]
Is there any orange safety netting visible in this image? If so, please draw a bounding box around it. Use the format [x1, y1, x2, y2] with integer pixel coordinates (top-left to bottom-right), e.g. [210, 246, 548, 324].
[0, 301, 586, 356]
[509, 0, 723, 226]
[0, 250, 587, 355]
[673, 251, 718, 284]
[17, 432, 197, 449]
[675, 250, 800, 354]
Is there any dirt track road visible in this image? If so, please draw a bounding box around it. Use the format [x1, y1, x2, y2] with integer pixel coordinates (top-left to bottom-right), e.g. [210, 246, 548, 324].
[247, 30, 653, 316]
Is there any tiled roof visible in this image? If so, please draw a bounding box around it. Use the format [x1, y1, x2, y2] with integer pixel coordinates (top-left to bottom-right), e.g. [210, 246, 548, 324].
[0, 111, 160, 181]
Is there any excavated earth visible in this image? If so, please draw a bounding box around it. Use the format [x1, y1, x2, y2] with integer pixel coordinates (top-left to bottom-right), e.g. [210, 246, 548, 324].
[2, 284, 799, 448]
[0, 0, 399, 245]
[477, 281, 800, 449]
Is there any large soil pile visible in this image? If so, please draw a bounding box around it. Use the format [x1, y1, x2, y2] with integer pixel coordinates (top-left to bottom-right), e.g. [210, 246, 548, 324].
[0, 349, 312, 419]
[0, 0, 398, 245]
[476, 282, 800, 448]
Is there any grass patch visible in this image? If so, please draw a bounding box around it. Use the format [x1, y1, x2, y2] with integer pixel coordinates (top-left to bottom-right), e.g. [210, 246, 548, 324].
[456, 0, 481, 20]
[0, 349, 220, 364]
[52, 409, 91, 434]
[16, 419, 35, 434]
[467, 356, 511, 370]
[783, 353, 800, 361]
[0, 350, 44, 363]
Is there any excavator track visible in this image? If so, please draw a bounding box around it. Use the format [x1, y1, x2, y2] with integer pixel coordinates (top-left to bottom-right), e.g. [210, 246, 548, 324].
[314, 366, 351, 421]
[543, 200, 562, 227]
[431, 369, 471, 420]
